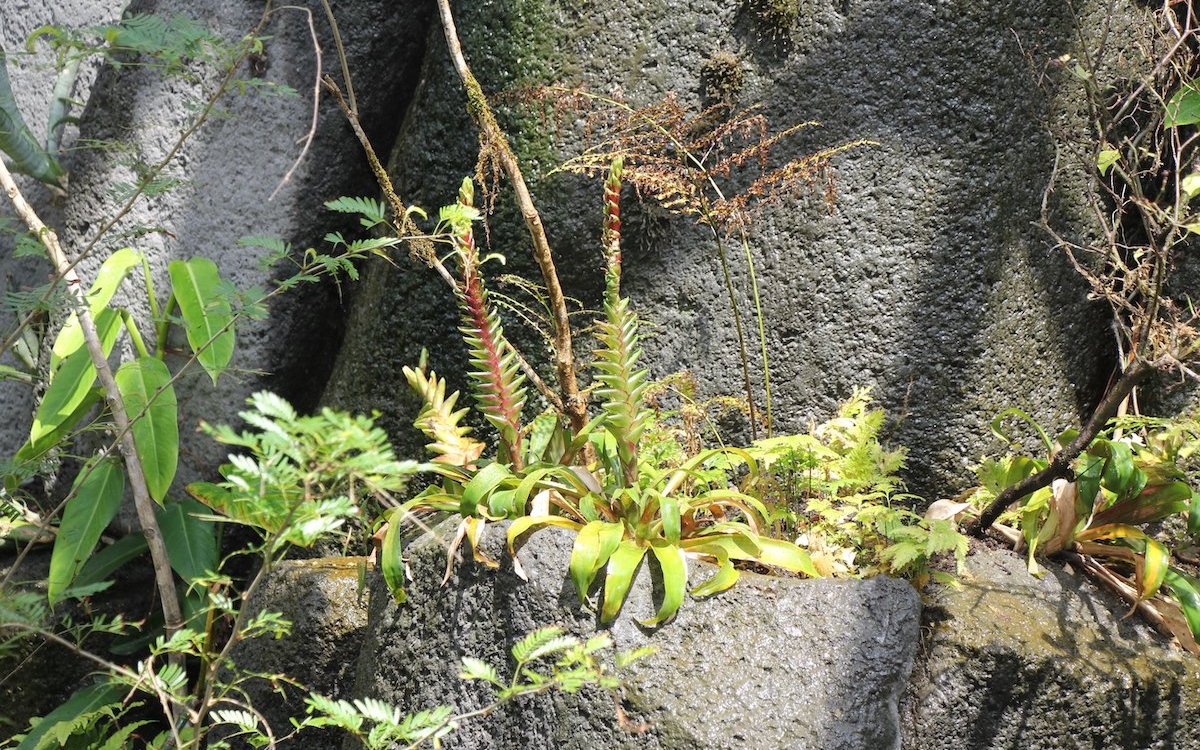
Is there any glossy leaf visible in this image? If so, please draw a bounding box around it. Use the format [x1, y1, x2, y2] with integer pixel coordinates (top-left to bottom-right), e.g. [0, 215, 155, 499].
[380, 510, 407, 603]
[506, 515, 582, 556]
[1139, 537, 1170, 600]
[115, 357, 177, 503]
[168, 257, 235, 385]
[1164, 568, 1200, 642]
[601, 540, 646, 623]
[51, 247, 142, 369]
[690, 551, 739, 598]
[31, 308, 121, 447]
[156, 498, 216, 584]
[47, 457, 125, 604]
[460, 462, 512, 517]
[643, 540, 686, 626]
[568, 520, 623, 602]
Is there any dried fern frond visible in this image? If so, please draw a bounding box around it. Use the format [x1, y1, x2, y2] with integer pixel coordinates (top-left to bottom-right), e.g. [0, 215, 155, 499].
[403, 362, 485, 467]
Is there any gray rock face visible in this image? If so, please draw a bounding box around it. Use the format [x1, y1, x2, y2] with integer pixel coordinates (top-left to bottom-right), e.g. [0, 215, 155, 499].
[231, 557, 371, 750]
[348, 523, 922, 750]
[901, 549, 1200, 750]
[0, 0, 431, 495]
[321, 0, 1134, 497]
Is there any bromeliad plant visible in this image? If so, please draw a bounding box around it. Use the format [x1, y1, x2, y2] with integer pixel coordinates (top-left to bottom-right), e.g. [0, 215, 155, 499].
[381, 162, 816, 625]
[970, 410, 1200, 655]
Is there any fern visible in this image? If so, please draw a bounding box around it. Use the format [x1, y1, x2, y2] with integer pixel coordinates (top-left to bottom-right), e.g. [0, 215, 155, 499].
[449, 178, 527, 468]
[324, 195, 388, 228]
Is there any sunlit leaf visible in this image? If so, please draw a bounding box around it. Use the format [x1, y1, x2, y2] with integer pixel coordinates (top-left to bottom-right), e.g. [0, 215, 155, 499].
[569, 520, 623, 602]
[115, 357, 177, 503]
[51, 248, 142, 369]
[1165, 80, 1200, 127]
[168, 257, 235, 385]
[642, 540, 686, 626]
[601, 540, 646, 623]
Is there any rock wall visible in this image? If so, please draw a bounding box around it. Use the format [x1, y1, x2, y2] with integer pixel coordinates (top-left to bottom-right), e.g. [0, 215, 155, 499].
[320, 0, 1135, 498]
[0, 0, 431, 495]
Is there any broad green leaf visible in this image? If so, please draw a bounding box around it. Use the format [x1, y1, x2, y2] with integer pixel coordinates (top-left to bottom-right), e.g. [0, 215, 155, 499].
[568, 520, 623, 602]
[1165, 80, 1200, 127]
[460, 462, 511, 517]
[47, 457, 125, 604]
[168, 257, 235, 385]
[14, 681, 124, 750]
[754, 537, 820, 577]
[506, 515, 582, 556]
[690, 552, 739, 598]
[659, 495, 681, 543]
[1075, 451, 1105, 510]
[17, 388, 101, 466]
[601, 540, 646, 623]
[74, 532, 148, 589]
[381, 509, 407, 603]
[643, 540, 686, 626]
[1096, 148, 1120, 176]
[1164, 568, 1200, 642]
[156, 499, 216, 584]
[51, 248, 143, 369]
[115, 357, 177, 503]
[31, 308, 121, 447]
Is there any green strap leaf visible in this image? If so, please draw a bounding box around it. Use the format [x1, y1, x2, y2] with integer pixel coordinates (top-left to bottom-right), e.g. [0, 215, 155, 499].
[115, 357, 178, 503]
[658, 495, 681, 543]
[47, 457, 125, 604]
[0, 46, 64, 187]
[990, 407, 1052, 453]
[568, 520, 624, 602]
[1164, 568, 1200, 642]
[505, 515, 582, 557]
[381, 508, 407, 603]
[642, 540, 686, 626]
[31, 308, 121, 447]
[156, 498, 216, 584]
[460, 462, 512, 517]
[51, 248, 143, 369]
[690, 550, 739, 598]
[168, 257, 235, 385]
[601, 539, 646, 623]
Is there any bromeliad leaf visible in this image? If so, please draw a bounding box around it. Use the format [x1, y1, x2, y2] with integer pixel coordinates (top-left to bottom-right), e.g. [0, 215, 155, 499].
[115, 357, 178, 503]
[642, 540, 686, 626]
[601, 540, 646, 623]
[568, 520, 623, 602]
[168, 257, 235, 385]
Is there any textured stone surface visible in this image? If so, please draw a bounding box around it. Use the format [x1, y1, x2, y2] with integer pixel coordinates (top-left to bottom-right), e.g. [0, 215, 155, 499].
[901, 548, 1200, 750]
[0, 0, 432, 498]
[231, 557, 371, 749]
[321, 0, 1136, 497]
[348, 522, 922, 750]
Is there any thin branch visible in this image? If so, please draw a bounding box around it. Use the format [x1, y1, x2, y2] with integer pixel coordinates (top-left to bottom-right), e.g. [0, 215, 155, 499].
[434, 0, 587, 434]
[268, 5, 322, 202]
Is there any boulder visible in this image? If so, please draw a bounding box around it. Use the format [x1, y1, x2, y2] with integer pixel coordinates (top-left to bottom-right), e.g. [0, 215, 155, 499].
[231, 557, 372, 750]
[901, 548, 1200, 750]
[346, 522, 922, 750]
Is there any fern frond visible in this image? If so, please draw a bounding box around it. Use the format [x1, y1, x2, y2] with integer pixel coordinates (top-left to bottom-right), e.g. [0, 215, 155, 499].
[451, 178, 527, 467]
[403, 364, 485, 467]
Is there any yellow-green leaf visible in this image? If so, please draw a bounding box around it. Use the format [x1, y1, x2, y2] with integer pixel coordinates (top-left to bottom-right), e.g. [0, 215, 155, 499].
[690, 552, 739, 598]
[642, 540, 686, 626]
[50, 247, 142, 370]
[569, 520, 624, 602]
[601, 540, 646, 623]
[31, 308, 122, 446]
[506, 515, 581, 556]
[1165, 80, 1200, 127]
[1140, 537, 1170, 601]
[48, 457, 125, 604]
[381, 510, 407, 603]
[1096, 148, 1120, 176]
[115, 357, 177, 503]
[168, 257, 235, 385]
